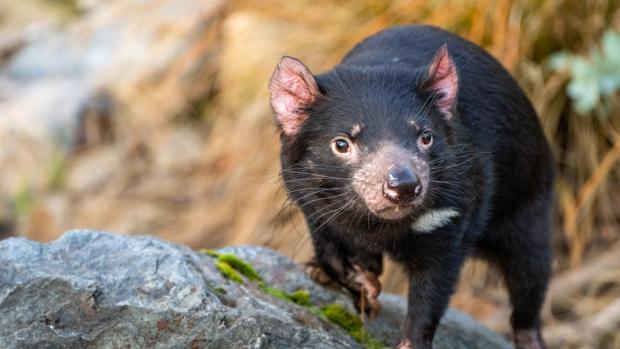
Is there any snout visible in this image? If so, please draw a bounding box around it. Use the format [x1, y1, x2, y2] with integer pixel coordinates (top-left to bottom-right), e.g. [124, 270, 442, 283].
[351, 142, 429, 221]
[382, 165, 423, 204]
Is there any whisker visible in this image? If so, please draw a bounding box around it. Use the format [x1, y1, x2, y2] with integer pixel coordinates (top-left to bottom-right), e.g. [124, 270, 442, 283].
[312, 198, 356, 233]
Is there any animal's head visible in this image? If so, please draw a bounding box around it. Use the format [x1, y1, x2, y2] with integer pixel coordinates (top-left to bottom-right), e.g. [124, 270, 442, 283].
[270, 45, 461, 225]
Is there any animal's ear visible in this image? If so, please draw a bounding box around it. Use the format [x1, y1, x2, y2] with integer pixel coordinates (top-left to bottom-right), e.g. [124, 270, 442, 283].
[269, 56, 321, 137]
[422, 44, 459, 120]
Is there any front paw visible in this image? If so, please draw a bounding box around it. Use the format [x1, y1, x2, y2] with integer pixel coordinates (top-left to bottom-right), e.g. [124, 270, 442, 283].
[304, 259, 383, 319]
[304, 258, 339, 288]
[514, 329, 546, 349]
[395, 339, 414, 349]
[348, 264, 382, 320]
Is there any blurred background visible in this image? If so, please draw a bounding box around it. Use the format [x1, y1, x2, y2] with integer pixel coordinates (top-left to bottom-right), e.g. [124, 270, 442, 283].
[0, 0, 618, 347]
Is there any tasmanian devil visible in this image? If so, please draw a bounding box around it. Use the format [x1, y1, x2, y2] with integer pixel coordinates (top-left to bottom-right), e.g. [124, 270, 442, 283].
[269, 25, 553, 349]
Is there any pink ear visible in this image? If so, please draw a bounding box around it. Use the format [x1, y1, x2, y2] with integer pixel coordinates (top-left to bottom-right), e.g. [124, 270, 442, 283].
[423, 44, 459, 120]
[269, 56, 320, 136]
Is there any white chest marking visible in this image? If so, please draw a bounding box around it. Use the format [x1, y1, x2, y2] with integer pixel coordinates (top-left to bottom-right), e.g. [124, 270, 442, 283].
[411, 208, 460, 233]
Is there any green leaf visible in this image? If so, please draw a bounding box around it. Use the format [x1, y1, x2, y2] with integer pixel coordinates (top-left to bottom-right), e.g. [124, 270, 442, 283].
[550, 30, 620, 115]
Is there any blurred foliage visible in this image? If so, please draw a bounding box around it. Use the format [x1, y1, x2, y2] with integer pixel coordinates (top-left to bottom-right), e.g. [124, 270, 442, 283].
[48, 151, 67, 191]
[13, 184, 34, 220]
[551, 30, 620, 116]
[40, 0, 80, 15]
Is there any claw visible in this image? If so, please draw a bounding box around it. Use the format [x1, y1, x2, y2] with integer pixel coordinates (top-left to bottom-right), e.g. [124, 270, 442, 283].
[351, 264, 382, 298]
[349, 264, 382, 320]
[396, 339, 414, 349]
[358, 285, 382, 320]
[304, 258, 383, 320]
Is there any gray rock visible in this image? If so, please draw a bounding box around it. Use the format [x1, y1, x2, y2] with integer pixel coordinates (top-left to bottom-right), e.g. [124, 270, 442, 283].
[0, 230, 513, 348]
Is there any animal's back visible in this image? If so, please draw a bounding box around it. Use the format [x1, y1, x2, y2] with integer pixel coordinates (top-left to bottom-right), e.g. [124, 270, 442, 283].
[342, 25, 554, 224]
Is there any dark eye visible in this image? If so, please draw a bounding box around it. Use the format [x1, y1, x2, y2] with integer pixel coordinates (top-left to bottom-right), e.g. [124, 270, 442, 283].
[331, 137, 351, 154]
[419, 130, 433, 148]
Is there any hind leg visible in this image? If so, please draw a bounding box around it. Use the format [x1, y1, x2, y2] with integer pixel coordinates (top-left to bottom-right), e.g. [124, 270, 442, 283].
[484, 201, 552, 349]
[502, 237, 550, 349]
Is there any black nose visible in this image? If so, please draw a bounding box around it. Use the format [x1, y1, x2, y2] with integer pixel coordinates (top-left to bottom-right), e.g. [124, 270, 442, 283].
[383, 166, 422, 203]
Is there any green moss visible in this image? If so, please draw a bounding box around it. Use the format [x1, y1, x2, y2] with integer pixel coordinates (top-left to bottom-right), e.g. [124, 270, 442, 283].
[215, 260, 243, 283]
[263, 286, 289, 301]
[351, 330, 389, 349]
[218, 254, 263, 282]
[214, 286, 227, 294]
[199, 249, 221, 258]
[286, 289, 312, 306]
[307, 305, 326, 319]
[320, 303, 389, 349]
[321, 303, 362, 332]
[201, 249, 250, 285]
[362, 336, 389, 349]
[201, 249, 263, 283]
[262, 287, 312, 306]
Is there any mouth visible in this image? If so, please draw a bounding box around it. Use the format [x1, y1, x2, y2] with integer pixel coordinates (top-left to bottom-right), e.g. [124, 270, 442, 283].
[373, 204, 413, 221]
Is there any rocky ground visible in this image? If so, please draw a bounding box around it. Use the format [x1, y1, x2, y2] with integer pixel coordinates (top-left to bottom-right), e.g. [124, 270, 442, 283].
[0, 230, 514, 349]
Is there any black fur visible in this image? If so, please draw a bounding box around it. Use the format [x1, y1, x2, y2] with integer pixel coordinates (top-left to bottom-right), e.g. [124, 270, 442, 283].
[272, 25, 553, 348]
